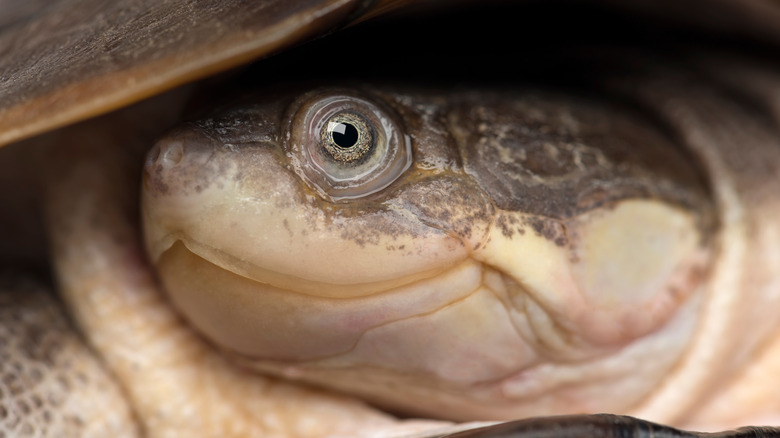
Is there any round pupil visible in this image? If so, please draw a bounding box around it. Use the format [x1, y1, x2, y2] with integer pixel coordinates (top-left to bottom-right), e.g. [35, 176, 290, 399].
[331, 122, 359, 149]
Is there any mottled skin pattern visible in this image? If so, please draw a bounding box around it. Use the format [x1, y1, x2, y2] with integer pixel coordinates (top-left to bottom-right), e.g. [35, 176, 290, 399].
[0, 279, 136, 438]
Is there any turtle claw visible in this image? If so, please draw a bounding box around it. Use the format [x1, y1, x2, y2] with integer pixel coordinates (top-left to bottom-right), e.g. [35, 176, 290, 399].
[438, 415, 780, 438]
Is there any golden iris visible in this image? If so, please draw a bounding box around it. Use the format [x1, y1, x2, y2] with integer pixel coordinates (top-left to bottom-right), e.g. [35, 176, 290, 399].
[320, 112, 374, 163]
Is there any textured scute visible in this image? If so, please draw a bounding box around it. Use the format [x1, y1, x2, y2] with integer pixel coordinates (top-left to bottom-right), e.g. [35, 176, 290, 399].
[0, 0, 378, 147]
[0, 277, 137, 438]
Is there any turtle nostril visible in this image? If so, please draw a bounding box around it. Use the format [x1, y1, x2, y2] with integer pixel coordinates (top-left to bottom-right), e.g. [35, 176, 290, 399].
[144, 143, 161, 170]
[158, 141, 184, 168]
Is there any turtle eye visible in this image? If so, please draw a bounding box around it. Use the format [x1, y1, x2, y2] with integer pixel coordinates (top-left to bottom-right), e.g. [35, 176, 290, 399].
[291, 92, 411, 200]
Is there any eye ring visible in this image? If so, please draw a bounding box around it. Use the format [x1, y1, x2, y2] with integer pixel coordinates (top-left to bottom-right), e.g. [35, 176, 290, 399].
[288, 90, 412, 201]
[320, 112, 374, 163]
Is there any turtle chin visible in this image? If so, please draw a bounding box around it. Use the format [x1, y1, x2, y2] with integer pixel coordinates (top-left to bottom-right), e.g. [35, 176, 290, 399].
[152, 238, 550, 420]
[152, 216, 705, 423]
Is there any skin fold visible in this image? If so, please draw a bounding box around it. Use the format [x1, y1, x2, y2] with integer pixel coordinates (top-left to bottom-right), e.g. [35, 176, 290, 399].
[3, 5, 780, 437]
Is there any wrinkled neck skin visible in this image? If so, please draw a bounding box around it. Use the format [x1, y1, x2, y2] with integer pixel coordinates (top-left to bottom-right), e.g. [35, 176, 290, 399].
[615, 58, 780, 429]
[44, 56, 780, 438]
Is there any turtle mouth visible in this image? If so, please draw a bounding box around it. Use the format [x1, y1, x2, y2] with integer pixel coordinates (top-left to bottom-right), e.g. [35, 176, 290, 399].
[155, 238, 489, 362]
[173, 235, 455, 299]
[146, 195, 711, 421]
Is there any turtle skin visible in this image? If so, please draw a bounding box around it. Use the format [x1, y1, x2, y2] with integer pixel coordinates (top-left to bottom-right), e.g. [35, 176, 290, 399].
[3, 1, 780, 438]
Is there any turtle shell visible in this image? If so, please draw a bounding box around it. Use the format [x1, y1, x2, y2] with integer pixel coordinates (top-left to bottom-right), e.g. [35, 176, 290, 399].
[2, 0, 780, 149]
[0, 0, 414, 147]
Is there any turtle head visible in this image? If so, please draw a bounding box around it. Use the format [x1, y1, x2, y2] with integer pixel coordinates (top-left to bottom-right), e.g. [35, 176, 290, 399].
[142, 85, 713, 419]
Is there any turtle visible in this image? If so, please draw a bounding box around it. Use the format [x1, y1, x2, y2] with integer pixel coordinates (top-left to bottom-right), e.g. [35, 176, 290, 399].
[3, 0, 780, 437]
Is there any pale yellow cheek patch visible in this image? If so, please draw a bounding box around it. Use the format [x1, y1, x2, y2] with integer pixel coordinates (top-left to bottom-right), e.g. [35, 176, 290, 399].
[570, 200, 704, 335]
[475, 200, 706, 349]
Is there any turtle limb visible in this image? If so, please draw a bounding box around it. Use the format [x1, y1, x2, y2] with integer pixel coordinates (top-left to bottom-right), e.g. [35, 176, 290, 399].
[0, 277, 138, 438]
[437, 414, 780, 438]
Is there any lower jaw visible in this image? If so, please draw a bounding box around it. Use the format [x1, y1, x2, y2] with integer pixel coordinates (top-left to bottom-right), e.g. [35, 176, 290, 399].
[157, 242, 700, 423]
[157, 241, 486, 360]
[234, 294, 700, 423]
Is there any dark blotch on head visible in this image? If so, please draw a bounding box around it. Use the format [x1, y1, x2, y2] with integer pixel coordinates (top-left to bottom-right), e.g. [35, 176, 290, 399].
[450, 94, 712, 223]
[387, 173, 494, 245]
[526, 217, 568, 246]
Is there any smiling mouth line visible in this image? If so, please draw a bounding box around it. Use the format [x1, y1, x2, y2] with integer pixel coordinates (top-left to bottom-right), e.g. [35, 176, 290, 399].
[174, 236, 470, 299]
